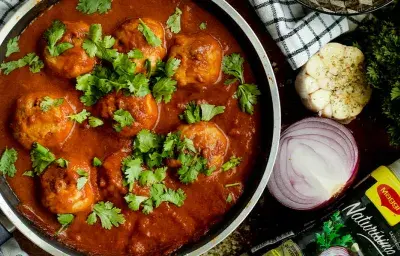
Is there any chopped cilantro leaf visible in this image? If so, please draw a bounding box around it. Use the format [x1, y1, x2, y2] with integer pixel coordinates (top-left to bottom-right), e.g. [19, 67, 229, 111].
[134, 130, 162, 153]
[93, 157, 102, 167]
[88, 116, 104, 128]
[30, 143, 56, 175]
[55, 158, 69, 168]
[128, 49, 144, 59]
[142, 199, 154, 215]
[152, 77, 177, 103]
[86, 201, 125, 229]
[222, 156, 242, 171]
[0, 53, 44, 75]
[226, 193, 233, 203]
[83, 24, 117, 62]
[199, 22, 207, 30]
[160, 187, 186, 207]
[180, 102, 225, 123]
[113, 109, 134, 132]
[56, 213, 74, 235]
[177, 153, 207, 184]
[76, 0, 112, 14]
[234, 84, 261, 115]
[124, 194, 148, 211]
[23, 171, 34, 177]
[222, 53, 245, 84]
[44, 20, 73, 57]
[161, 132, 181, 158]
[77, 177, 88, 190]
[138, 167, 167, 186]
[69, 109, 91, 123]
[165, 58, 181, 78]
[113, 53, 136, 76]
[122, 156, 143, 189]
[127, 73, 150, 97]
[166, 8, 182, 34]
[40, 96, 64, 112]
[138, 19, 162, 47]
[0, 148, 18, 177]
[6, 37, 20, 57]
[200, 104, 225, 121]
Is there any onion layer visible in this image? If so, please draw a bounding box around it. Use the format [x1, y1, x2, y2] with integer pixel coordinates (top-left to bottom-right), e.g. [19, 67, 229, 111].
[268, 117, 359, 210]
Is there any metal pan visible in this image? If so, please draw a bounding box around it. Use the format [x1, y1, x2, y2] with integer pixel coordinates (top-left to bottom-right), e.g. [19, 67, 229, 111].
[0, 0, 281, 255]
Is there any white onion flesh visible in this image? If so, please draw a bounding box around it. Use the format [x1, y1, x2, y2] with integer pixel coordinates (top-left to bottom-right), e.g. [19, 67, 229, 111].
[268, 117, 359, 210]
[319, 246, 351, 256]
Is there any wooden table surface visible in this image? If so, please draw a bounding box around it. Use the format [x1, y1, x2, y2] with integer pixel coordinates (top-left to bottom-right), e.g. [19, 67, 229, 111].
[13, 0, 399, 255]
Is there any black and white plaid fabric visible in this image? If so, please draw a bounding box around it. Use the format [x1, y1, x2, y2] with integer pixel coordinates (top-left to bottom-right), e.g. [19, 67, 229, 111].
[249, 0, 367, 70]
[0, 0, 24, 29]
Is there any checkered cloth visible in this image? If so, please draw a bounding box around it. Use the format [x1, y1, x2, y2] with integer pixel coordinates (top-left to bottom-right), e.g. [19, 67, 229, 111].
[249, 0, 367, 70]
[0, 0, 24, 29]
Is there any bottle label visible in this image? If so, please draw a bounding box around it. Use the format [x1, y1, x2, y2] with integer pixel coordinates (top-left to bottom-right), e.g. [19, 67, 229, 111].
[262, 240, 303, 256]
[366, 166, 400, 226]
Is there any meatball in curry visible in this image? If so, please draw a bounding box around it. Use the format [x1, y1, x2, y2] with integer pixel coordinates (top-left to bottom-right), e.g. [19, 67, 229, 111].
[97, 92, 159, 137]
[179, 121, 228, 169]
[114, 18, 167, 73]
[11, 93, 75, 150]
[168, 33, 223, 88]
[41, 160, 94, 214]
[44, 21, 96, 79]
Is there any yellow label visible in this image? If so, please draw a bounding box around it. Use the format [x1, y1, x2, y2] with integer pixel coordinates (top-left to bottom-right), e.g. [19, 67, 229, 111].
[366, 166, 400, 226]
[263, 240, 303, 256]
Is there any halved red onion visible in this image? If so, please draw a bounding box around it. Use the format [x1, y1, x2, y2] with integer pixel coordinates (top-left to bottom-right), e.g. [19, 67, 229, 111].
[268, 117, 359, 210]
[319, 246, 351, 256]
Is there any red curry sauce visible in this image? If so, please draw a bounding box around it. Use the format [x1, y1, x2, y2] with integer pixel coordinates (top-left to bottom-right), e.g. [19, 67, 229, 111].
[0, 0, 261, 255]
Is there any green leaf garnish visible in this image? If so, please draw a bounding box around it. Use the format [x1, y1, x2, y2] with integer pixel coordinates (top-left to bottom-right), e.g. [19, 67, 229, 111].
[86, 201, 125, 229]
[166, 8, 182, 34]
[0, 53, 44, 75]
[138, 167, 167, 186]
[124, 194, 148, 211]
[92, 157, 102, 167]
[180, 102, 225, 124]
[199, 22, 207, 30]
[165, 58, 181, 78]
[127, 49, 144, 59]
[177, 153, 208, 184]
[222, 53, 245, 84]
[83, 24, 118, 62]
[0, 148, 18, 177]
[30, 143, 56, 175]
[23, 171, 34, 177]
[55, 158, 69, 168]
[76, 0, 112, 14]
[152, 77, 177, 103]
[56, 213, 74, 235]
[226, 193, 233, 203]
[76, 169, 88, 190]
[134, 130, 162, 153]
[122, 156, 143, 190]
[40, 96, 64, 112]
[44, 20, 74, 57]
[88, 116, 104, 128]
[69, 109, 91, 123]
[6, 37, 20, 57]
[221, 156, 242, 171]
[138, 19, 162, 47]
[234, 84, 261, 115]
[113, 109, 134, 132]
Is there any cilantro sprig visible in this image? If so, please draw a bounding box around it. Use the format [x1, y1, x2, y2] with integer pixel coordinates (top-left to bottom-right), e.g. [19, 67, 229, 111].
[222, 156, 242, 171]
[113, 109, 134, 132]
[69, 109, 91, 124]
[166, 8, 182, 34]
[83, 24, 118, 62]
[6, 37, 20, 57]
[76, 0, 112, 15]
[86, 201, 125, 229]
[0, 53, 44, 75]
[124, 183, 186, 214]
[0, 148, 18, 177]
[30, 143, 56, 175]
[56, 214, 74, 235]
[222, 53, 261, 115]
[40, 96, 64, 112]
[180, 102, 225, 124]
[44, 20, 73, 57]
[316, 212, 355, 251]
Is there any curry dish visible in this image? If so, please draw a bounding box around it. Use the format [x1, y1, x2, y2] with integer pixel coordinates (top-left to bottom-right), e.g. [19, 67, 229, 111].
[0, 0, 262, 255]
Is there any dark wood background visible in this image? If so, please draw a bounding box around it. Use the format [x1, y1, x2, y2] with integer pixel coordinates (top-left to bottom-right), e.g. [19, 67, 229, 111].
[14, 0, 399, 255]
